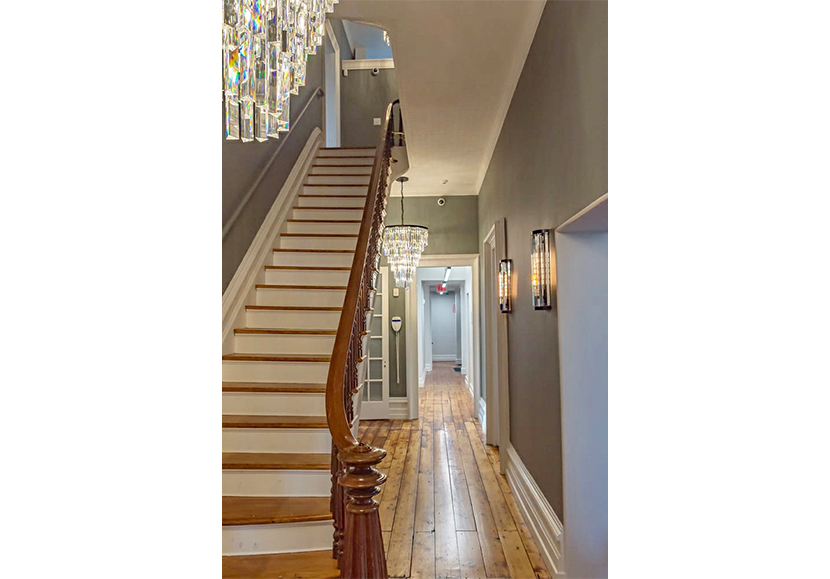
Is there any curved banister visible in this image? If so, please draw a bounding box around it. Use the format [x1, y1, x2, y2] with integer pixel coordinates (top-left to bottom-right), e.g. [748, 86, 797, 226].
[325, 102, 396, 579]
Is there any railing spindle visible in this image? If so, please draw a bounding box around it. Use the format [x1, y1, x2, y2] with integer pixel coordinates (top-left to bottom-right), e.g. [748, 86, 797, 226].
[325, 102, 397, 579]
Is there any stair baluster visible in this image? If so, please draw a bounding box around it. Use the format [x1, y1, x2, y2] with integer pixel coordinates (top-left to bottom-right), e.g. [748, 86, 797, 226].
[325, 102, 396, 579]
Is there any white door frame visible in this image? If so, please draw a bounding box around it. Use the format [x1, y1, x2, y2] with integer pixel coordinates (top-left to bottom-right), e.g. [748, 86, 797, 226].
[323, 20, 341, 147]
[405, 254, 480, 421]
[482, 220, 511, 472]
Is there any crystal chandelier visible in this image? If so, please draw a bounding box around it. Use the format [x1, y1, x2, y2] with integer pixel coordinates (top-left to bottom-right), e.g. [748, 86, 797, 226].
[223, 0, 338, 143]
[382, 177, 428, 289]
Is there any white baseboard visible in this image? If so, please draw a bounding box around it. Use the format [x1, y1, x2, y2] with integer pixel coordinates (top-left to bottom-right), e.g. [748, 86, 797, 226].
[222, 128, 323, 354]
[478, 399, 486, 429]
[389, 398, 408, 419]
[432, 354, 457, 362]
[505, 444, 566, 576]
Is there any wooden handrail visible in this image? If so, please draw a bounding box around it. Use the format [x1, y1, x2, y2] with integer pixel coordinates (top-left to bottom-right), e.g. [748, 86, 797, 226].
[325, 102, 395, 579]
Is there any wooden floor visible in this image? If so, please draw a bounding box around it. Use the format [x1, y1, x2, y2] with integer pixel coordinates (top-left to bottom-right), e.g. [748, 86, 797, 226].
[358, 362, 550, 579]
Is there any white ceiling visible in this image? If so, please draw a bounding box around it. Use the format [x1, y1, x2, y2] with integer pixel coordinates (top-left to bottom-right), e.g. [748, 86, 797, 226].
[334, 0, 546, 196]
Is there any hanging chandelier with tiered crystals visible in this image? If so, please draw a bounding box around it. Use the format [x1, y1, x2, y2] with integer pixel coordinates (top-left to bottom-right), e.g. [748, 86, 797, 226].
[223, 0, 338, 142]
[382, 177, 429, 289]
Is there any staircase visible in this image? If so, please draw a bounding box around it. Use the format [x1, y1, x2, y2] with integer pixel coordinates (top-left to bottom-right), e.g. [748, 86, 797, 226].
[222, 146, 377, 578]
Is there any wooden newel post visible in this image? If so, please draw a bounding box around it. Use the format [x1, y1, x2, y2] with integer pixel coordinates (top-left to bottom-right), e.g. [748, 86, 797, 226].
[338, 443, 388, 579]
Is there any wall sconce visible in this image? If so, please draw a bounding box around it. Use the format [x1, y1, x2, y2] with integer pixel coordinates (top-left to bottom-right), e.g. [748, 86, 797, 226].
[498, 259, 512, 313]
[530, 229, 555, 309]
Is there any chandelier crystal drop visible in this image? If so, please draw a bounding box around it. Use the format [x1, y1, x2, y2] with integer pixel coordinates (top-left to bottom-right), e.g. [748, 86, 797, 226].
[223, 0, 338, 142]
[382, 177, 429, 289]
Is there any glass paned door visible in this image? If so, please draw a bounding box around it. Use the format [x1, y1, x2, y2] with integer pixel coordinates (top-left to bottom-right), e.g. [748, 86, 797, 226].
[361, 266, 390, 419]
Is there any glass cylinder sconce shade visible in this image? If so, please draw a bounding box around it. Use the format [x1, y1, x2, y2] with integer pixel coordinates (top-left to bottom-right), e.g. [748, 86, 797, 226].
[530, 229, 554, 309]
[498, 259, 512, 313]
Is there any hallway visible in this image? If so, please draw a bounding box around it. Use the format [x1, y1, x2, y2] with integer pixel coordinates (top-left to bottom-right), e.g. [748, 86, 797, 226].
[358, 362, 550, 579]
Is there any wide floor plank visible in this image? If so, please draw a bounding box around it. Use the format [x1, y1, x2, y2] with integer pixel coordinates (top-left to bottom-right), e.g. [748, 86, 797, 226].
[356, 362, 550, 579]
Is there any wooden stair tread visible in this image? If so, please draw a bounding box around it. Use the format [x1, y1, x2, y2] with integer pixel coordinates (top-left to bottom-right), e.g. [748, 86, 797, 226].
[312, 164, 372, 167]
[280, 233, 358, 237]
[222, 354, 331, 363]
[255, 284, 347, 290]
[222, 496, 332, 525]
[222, 550, 339, 579]
[287, 219, 362, 223]
[298, 194, 367, 198]
[234, 328, 336, 335]
[245, 305, 342, 310]
[273, 248, 354, 253]
[320, 146, 375, 149]
[264, 265, 351, 271]
[293, 206, 362, 210]
[302, 183, 367, 187]
[222, 452, 330, 470]
[222, 415, 329, 428]
[222, 382, 325, 393]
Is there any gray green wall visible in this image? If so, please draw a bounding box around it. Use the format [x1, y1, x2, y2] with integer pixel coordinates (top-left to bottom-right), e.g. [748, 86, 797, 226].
[476, 0, 608, 518]
[222, 50, 325, 292]
[384, 195, 478, 397]
[340, 68, 398, 147]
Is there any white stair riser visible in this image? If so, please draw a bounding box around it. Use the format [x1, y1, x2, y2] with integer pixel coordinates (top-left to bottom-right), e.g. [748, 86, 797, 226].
[223, 520, 334, 555]
[245, 310, 340, 330]
[223, 428, 332, 453]
[318, 149, 374, 157]
[302, 185, 367, 196]
[279, 236, 357, 250]
[315, 156, 375, 165]
[223, 469, 331, 497]
[256, 287, 346, 306]
[223, 359, 331, 383]
[223, 391, 327, 415]
[272, 251, 354, 268]
[310, 165, 372, 175]
[233, 333, 335, 356]
[286, 221, 361, 234]
[297, 196, 366, 208]
[292, 208, 363, 221]
[306, 175, 369, 185]
[264, 268, 350, 286]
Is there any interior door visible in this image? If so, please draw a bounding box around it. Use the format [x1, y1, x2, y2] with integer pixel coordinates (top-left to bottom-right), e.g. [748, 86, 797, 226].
[361, 266, 390, 419]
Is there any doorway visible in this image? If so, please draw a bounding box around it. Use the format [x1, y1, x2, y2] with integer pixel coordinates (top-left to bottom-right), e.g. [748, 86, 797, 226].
[482, 219, 510, 470]
[555, 194, 608, 578]
[404, 254, 480, 421]
[323, 21, 341, 147]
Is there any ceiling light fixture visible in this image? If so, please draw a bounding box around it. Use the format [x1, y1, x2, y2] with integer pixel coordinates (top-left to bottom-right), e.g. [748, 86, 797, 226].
[223, 0, 338, 143]
[382, 177, 429, 289]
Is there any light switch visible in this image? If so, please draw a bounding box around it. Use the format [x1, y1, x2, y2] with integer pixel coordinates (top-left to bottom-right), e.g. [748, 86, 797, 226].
[373, 117, 382, 126]
[393, 287, 400, 297]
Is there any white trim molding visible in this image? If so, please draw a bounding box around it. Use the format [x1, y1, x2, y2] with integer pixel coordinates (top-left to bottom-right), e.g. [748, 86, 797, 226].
[505, 444, 566, 577]
[388, 398, 409, 419]
[222, 128, 323, 354]
[342, 58, 395, 71]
